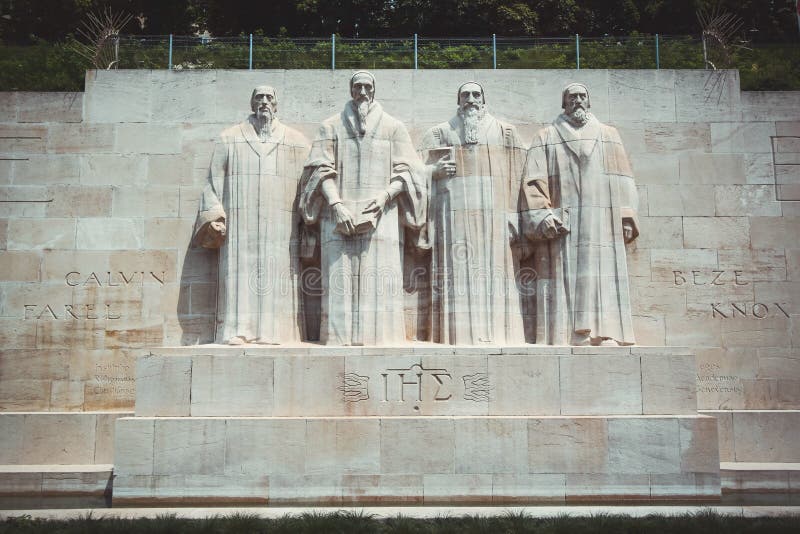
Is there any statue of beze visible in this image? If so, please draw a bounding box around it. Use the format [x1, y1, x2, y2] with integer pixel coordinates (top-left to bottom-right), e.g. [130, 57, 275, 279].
[196, 73, 639, 347]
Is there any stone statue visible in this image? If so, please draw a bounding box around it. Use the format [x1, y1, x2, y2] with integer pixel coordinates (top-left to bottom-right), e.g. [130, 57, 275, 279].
[299, 71, 427, 346]
[419, 82, 528, 345]
[522, 82, 639, 346]
[193, 85, 310, 345]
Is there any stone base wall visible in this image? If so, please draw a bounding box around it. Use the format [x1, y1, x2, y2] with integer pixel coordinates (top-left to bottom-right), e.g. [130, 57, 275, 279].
[0, 70, 798, 499]
[114, 345, 720, 503]
[114, 415, 720, 504]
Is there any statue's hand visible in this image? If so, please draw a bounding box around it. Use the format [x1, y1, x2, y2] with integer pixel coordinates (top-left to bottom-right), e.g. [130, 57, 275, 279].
[210, 220, 226, 237]
[623, 221, 634, 243]
[332, 203, 356, 235]
[541, 214, 562, 239]
[362, 191, 390, 218]
[432, 155, 456, 179]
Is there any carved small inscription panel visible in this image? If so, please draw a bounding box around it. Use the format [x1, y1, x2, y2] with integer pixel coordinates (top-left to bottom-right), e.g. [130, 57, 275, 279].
[339, 373, 369, 402]
[696, 363, 743, 396]
[340, 361, 492, 411]
[93, 362, 135, 398]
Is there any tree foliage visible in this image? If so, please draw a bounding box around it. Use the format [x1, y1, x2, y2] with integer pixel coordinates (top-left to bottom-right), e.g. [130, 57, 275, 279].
[0, 0, 797, 42]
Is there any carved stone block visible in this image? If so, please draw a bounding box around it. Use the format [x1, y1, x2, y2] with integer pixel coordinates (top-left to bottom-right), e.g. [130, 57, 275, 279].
[15, 155, 80, 185]
[84, 70, 152, 123]
[7, 218, 76, 250]
[711, 122, 775, 154]
[115, 124, 182, 155]
[135, 355, 191, 416]
[559, 354, 642, 415]
[47, 124, 115, 154]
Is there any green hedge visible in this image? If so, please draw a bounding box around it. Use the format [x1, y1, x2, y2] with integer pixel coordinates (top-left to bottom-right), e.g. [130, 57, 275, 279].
[1, 37, 798, 92]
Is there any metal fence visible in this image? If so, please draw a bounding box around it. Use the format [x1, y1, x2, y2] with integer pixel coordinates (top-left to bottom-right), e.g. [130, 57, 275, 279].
[114, 34, 715, 71]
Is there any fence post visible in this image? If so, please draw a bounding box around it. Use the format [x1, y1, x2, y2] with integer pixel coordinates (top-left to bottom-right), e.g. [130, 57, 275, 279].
[575, 34, 580, 69]
[492, 34, 497, 69]
[168, 34, 173, 69]
[331, 34, 336, 70]
[414, 34, 418, 70]
[655, 33, 660, 69]
[249, 34, 253, 70]
[702, 34, 708, 69]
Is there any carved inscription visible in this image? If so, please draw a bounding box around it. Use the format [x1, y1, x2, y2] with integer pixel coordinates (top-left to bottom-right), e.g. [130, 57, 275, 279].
[24, 303, 121, 320]
[673, 270, 748, 286]
[380, 363, 453, 403]
[711, 302, 790, 319]
[463, 373, 492, 402]
[339, 373, 369, 402]
[340, 362, 494, 405]
[65, 271, 166, 286]
[93, 362, 135, 398]
[696, 363, 742, 394]
[23, 270, 169, 321]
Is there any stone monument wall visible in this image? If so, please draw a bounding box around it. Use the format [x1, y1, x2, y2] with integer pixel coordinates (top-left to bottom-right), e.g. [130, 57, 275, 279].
[0, 70, 798, 436]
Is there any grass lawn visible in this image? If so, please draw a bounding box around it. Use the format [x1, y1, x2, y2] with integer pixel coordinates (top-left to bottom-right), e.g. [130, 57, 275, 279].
[2, 510, 800, 533]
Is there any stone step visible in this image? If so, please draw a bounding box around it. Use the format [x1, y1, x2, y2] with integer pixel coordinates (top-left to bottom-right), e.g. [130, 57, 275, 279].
[721, 462, 800, 493]
[0, 412, 132, 465]
[113, 414, 720, 504]
[701, 410, 800, 464]
[0, 464, 113, 496]
[136, 346, 698, 417]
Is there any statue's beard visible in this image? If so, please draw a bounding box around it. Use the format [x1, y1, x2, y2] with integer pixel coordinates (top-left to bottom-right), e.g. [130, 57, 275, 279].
[567, 106, 589, 127]
[458, 104, 486, 144]
[255, 107, 274, 139]
[356, 98, 371, 135]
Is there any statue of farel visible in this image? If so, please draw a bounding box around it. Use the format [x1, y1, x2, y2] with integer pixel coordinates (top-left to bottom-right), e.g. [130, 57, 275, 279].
[299, 71, 427, 346]
[419, 81, 529, 345]
[522, 83, 639, 346]
[193, 85, 310, 345]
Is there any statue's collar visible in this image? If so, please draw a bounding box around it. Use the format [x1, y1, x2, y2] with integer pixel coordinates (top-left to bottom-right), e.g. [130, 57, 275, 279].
[343, 100, 383, 137]
[241, 116, 285, 158]
[554, 113, 599, 158]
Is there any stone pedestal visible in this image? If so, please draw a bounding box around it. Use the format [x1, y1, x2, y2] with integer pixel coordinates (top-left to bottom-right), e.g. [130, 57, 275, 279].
[113, 345, 721, 504]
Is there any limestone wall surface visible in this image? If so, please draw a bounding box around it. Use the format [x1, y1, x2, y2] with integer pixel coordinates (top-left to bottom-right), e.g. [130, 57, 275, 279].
[0, 69, 798, 416]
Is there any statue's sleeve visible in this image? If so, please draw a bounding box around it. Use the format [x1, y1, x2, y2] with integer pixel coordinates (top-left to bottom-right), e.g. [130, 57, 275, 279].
[418, 127, 442, 152]
[505, 124, 528, 199]
[603, 126, 639, 240]
[391, 123, 427, 232]
[519, 129, 555, 241]
[193, 137, 228, 248]
[299, 123, 337, 225]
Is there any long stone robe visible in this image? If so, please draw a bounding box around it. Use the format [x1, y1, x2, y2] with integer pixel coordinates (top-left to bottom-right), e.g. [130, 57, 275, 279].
[299, 101, 426, 346]
[420, 113, 528, 345]
[522, 114, 639, 345]
[194, 117, 310, 344]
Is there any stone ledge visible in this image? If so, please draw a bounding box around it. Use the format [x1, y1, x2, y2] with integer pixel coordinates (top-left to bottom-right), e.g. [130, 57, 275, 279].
[0, 464, 113, 496]
[135, 348, 698, 417]
[0, 412, 132, 465]
[721, 462, 800, 493]
[149, 344, 691, 357]
[700, 410, 800, 463]
[4, 504, 800, 520]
